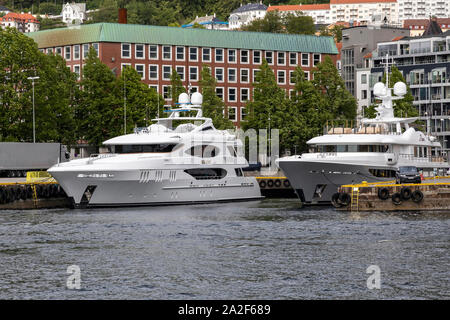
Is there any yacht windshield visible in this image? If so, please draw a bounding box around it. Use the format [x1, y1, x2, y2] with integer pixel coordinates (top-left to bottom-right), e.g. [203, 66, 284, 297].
[399, 166, 418, 174]
[109, 144, 178, 154]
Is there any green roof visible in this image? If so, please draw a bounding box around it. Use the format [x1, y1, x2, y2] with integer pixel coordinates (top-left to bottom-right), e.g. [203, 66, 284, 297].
[27, 23, 338, 54]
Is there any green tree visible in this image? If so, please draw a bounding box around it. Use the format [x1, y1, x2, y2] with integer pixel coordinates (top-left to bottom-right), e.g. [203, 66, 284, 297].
[283, 12, 315, 35]
[116, 65, 164, 133]
[170, 69, 186, 105]
[243, 60, 293, 151]
[199, 66, 234, 130]
[0, 27, 76, 143]
[241, 10, 284, 33]
[312, 56, 357, 120]
[76, 47, 121, 147]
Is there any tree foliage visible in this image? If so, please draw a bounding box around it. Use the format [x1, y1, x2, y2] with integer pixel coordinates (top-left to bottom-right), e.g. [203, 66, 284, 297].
[241, 10, 315, 35]
[0, 27, 77, 144]
[199, 66, 234, 130]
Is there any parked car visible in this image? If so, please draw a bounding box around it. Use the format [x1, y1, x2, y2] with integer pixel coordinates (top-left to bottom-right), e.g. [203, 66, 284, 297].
[395, 166, 421, 184]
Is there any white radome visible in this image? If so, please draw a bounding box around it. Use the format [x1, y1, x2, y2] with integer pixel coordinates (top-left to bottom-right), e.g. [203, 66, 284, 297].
[393, 81, 407, 96]
[373, 82, 386, 96]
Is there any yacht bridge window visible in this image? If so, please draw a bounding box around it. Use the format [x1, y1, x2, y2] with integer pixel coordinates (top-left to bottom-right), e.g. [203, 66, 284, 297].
[311, 145, 389, 153]
[184, 168, 227, 180]
[186, 145, 219, 158]
[110, 144, 178, 153]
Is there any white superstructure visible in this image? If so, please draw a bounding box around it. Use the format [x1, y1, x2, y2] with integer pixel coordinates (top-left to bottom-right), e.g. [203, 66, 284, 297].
[276, 58, 449, 204]
[48, 92, 262, 208]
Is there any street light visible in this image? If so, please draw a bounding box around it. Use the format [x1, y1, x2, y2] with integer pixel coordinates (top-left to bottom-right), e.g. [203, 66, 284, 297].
[27, 76, 39, 143]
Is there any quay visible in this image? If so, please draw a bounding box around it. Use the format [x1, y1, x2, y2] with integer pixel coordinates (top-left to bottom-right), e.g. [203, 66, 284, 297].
[335, 177, 450, 212]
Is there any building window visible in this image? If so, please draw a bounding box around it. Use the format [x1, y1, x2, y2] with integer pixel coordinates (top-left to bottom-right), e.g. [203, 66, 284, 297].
[240, 68, 249, 83]
[265, 51, 273, 64]
[64, 46, 71, 60]
[121, 63, 131, 72]
[228, 49, 236, 63]
[289, 52, 297, 66]
[302, 53, 309, 67]
[361, 74, 367, 84]
[277, 52, 285, 65]
[228, 68, 237, 82]
[121, 43, 131, 58]
[228, 106, 237, 121]
[82, 44, 89, 58]
[92, 43, 99, 57]
[176, 66, 185, 81]
[215, 67, 224, 82]
[228, 88, 237, 102]
[56, 47, 62, 56]
[362, 90, 367, 99]
[313, 54, 321, 66]
[149, 85, 158, 93]
[163, 46, 171, 60]
[73, 45, 80, 60]
[277, 70, 286, 84]
[241, 50, 249, 63]
[189, 47, 198, 61]
[304, 71, 309, 81]
[202, 48, 211, 62]
[215, 48, 224, 62]
[216, 87, 224, 100]
[73, 65, 80, 80]
[135, 64, 145, 80]
[253, 69, 259, 82]
[241, 88, 249, 102]
[253, 50, 261, 64]
[162, 65, 172, 80]
[289, 70, 295, 85]
[149, 45, 158, 60]
[241, 107, 248, 121]
[149, 65, 158, 80]
[136, 44, 145, 59]
[176, 46, 185, 61]
[189, 66, 198, 81]
[163, 85, 171, 100]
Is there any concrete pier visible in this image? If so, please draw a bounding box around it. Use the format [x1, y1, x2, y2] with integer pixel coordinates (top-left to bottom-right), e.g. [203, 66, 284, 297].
[335, 177, 450, 211]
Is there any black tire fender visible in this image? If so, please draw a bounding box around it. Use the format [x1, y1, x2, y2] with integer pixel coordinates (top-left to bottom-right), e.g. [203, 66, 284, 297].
[274, 179, 282, 188]
[267, 179, 274, 188]
[378, 188, 389, 200]
[392, 193, 402, 205]
[400, 187, 412, 200]
[283, 179, 290, 188]
[258, 180, 266, 188]
[411, 190, 424, 203]
[338, 192, 351, 206]
[331, 193, 342, 208]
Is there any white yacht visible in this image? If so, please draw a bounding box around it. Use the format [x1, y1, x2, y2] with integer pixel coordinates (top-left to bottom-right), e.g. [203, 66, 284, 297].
[48, 92, 262, 208]
[276, 69, 449, 205]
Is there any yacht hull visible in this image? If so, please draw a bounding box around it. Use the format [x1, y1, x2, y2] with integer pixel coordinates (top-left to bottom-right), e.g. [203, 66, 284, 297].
[277, 160, 392, 204]
[50, 170, 262, 208]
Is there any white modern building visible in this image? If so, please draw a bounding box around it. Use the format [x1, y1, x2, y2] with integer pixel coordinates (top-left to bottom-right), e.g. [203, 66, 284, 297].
[61, 2, 86, 24]
[398, 0, 450, 24]
[267, 4, 332, 24]
[268, 0, 399, 26]
[228, 2, 268, 30]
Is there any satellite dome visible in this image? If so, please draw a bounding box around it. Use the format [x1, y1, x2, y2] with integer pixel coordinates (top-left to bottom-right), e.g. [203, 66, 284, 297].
[191, 92, 203, 105]
[393, 82, 407, 96]
[178, 92, 189, 104]
[373, 82, 386, 96]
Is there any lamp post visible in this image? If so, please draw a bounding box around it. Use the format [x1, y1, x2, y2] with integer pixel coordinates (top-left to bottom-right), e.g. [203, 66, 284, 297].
[27, 76, 39, 143]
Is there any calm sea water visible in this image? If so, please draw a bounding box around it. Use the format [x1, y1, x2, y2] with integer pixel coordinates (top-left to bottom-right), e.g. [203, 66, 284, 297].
[0, 199, 448, 300]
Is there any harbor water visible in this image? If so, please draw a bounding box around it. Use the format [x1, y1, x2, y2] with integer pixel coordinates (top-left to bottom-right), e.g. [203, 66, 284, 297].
[0, 199, 448, 299]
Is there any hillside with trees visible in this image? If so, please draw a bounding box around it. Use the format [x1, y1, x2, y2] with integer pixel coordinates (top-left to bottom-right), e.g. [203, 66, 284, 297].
[0, 0, 329, 26]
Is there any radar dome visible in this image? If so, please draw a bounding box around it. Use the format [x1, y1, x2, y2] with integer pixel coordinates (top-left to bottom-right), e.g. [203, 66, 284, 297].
[393, 82, 407, 96]
[178, 93, 189, 104]
[191, 92, 203, 105]
[373, 82, 386, 96]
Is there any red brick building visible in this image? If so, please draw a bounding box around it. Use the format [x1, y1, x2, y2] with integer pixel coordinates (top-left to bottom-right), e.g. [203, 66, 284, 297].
[28, 22, 338, 126]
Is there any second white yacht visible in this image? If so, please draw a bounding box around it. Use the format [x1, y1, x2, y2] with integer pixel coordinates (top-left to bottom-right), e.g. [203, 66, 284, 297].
[276, 67, 449, 204]
[48, 92, 262, 208]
